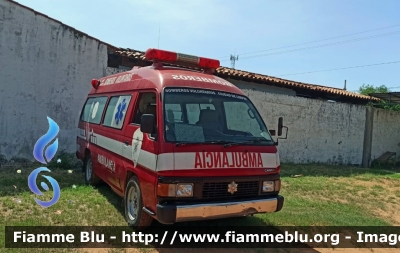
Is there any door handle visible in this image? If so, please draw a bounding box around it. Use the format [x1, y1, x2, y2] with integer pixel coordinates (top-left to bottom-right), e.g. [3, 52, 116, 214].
[124, 140, 129, 146]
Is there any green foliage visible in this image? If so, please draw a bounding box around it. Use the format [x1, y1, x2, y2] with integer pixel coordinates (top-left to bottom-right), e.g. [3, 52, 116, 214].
[358, 84, 389, 95]
[358, 84, 400, 112]
[375, 101, 400, 111]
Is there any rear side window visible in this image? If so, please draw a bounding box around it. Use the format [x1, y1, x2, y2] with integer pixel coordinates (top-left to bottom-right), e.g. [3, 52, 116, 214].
[103, 95, 132, 129]
[80, 97, 108, 124]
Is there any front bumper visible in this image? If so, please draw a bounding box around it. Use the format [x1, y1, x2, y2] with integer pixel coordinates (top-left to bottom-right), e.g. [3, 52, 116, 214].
[156, 195, 284, 224]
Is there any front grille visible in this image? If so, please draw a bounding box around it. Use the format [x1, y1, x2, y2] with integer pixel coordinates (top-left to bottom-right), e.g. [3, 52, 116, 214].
[202, 181, 259, 199]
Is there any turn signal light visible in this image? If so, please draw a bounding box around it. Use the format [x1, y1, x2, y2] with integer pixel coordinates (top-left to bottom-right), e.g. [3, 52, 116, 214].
[91, 79, 100, 89]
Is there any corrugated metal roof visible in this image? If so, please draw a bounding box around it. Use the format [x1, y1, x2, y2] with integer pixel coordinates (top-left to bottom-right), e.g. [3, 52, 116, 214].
[369, 92, 400, 104]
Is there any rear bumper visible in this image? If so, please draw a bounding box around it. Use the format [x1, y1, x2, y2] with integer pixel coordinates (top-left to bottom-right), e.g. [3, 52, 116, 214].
[156, 195, 284, 224]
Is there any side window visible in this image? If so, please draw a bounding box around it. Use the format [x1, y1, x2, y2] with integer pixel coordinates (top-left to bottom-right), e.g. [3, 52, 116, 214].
[132, 92, 157, 125]
[80, 97, 108, 124]
[103, 95, 132, 129]
[165, 104, 183, 123]
[131, 92, 158, 138]
[186, 104, 215, 124]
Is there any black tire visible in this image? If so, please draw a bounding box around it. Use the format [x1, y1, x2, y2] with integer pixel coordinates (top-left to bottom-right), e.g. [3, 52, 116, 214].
[81, 156, 86, 172]
[84, 154, 101, 185]
[124, 176, 153, 229]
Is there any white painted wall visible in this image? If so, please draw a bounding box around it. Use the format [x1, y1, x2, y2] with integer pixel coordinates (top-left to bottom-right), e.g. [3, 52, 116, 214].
[0, 0, 108, 160]
[241, 89, 367, 165]
[371, 108, 400, 161]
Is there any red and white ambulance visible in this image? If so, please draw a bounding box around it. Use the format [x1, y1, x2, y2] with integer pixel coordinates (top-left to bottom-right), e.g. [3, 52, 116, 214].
[76, 48, 286, 227]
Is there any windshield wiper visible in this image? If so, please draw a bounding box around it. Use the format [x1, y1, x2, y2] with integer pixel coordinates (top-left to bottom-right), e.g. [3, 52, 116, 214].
[175, 140, 232, 147]
[223, 138, 273, 147]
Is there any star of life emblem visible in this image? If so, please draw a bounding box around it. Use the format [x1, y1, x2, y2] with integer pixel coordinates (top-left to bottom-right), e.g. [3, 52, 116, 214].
[227, 181, 238, 194]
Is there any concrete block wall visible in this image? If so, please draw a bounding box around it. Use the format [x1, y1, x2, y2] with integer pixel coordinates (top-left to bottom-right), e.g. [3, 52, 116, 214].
[0, 0, 108, 160]
[241, 89, 367, 165]
[371, 108, 400, 161]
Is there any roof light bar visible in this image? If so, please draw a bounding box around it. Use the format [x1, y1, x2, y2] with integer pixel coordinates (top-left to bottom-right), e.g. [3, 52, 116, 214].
[145, 48, 220, 70]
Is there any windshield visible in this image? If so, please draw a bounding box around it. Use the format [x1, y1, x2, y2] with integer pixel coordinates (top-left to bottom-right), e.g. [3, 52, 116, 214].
[163, 87, 274, 145]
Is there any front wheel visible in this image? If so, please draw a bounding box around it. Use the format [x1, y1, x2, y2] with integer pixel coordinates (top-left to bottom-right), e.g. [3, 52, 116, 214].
[124, 176, 153, 229]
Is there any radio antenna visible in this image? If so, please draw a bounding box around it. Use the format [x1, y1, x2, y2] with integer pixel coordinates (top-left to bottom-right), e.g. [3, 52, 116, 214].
[158, 22, 160, 48]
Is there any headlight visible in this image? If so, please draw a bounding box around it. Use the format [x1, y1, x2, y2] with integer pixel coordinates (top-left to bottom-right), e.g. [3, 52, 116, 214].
[176, 184, 193, 197]
[262, 181, 274, 192]
[157, 183, 194, 197]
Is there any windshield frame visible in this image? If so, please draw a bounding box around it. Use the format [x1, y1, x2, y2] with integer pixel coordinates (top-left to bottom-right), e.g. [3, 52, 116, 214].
[162, 86, 274, 146]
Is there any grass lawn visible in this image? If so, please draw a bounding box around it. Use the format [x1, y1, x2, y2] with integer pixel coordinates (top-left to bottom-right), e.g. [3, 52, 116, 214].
[1, 161, 400, 253]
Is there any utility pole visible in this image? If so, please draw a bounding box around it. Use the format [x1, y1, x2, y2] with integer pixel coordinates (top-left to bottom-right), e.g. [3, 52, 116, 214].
[230, 55, 239, 69]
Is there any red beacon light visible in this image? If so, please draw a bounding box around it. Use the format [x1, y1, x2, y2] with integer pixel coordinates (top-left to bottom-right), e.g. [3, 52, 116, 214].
[145, 48, 220, 70]
[91, 79, 100, 89]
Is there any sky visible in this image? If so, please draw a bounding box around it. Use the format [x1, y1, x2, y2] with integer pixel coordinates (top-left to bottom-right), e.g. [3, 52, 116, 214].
[14, 0, 400, 93]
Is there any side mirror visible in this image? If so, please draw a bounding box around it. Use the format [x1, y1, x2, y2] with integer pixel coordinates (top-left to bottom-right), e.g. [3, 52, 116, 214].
[140, 114, 155, 133]
[275, 117, 288, 145]
[278, 117, 283, 136]
[269, 130, 276, 136]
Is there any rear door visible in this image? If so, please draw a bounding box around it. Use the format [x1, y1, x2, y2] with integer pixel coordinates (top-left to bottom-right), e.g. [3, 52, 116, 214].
[97, 93, 133, 191]
[78, 96, 108, 177]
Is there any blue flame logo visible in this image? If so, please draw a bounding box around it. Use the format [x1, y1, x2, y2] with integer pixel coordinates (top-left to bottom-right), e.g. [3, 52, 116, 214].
[28, 167, 60, 208]
[29, 117, 61, 208]
[33, 117, 59, 164]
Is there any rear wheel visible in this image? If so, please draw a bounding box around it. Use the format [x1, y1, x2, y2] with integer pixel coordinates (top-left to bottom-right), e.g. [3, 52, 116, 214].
[84, 154, 101, 185]
[124, 176, 153, 229]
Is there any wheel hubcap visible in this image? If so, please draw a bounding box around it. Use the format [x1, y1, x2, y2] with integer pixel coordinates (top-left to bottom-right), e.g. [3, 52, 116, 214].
[127, 185, 139, 221]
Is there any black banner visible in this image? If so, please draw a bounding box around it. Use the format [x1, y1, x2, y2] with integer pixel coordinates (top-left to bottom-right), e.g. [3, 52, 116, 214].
[5, 226, 400, 248]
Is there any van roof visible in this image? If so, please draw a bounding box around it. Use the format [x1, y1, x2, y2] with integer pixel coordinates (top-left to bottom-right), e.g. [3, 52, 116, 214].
[89, 66, 245, 96]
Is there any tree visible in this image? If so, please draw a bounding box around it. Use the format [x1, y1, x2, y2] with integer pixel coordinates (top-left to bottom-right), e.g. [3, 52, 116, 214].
[358, 84, 389, 95]
[358, 84, 400, 112]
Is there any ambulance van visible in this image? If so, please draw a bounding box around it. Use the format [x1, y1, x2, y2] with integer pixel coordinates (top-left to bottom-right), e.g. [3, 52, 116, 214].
[76, 48, 286, 228]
